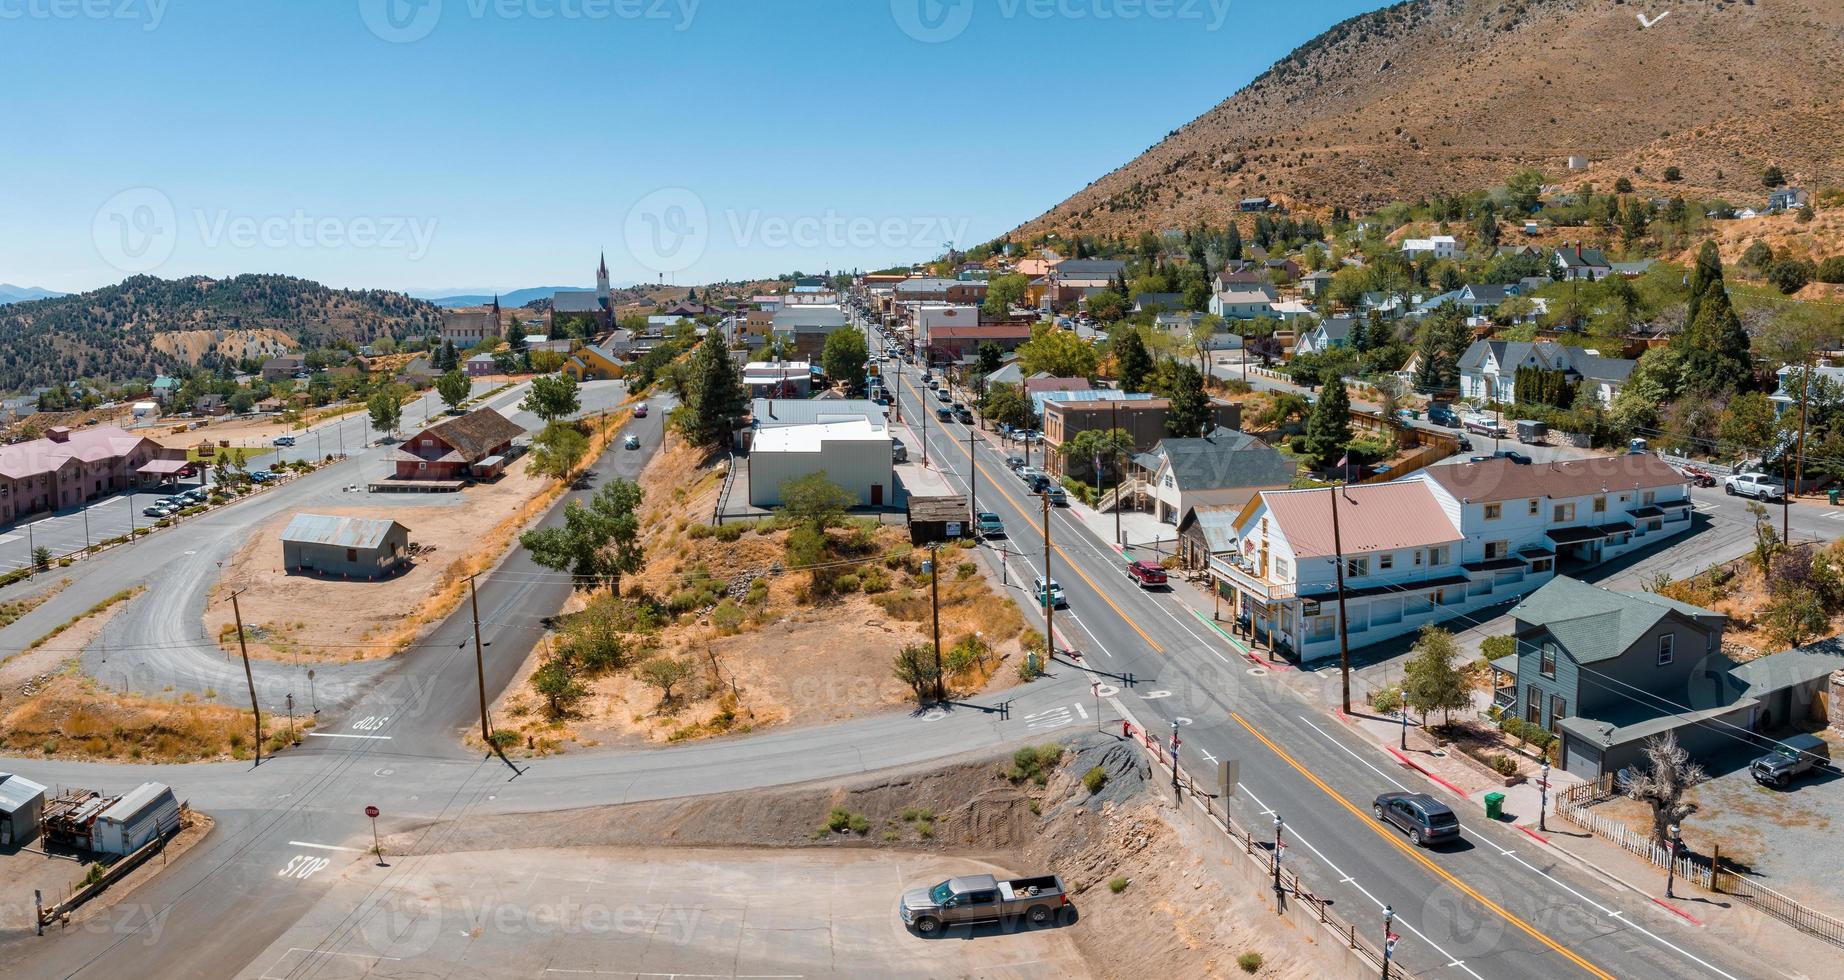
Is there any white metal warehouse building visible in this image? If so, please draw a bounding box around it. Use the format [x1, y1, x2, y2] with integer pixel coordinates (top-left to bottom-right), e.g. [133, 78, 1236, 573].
[747, 418, 894, 508]
[94, 782, 180, 856]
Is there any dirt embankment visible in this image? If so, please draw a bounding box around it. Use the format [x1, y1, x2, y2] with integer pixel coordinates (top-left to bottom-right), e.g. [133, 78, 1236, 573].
[422, 736, 1337, 978]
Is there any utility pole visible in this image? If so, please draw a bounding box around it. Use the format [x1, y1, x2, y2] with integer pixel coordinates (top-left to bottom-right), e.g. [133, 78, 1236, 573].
[921, 372, 930, 466]
[929, 543, 944, 701]
[1042, 489, 1054, 656]
[1792, 354, 1812, 544]
[467, 574, 491, 747]
[1241, 321, 1249, 385]
[228, 590, 263, 766]
[1111, 399, 1122, 545]
[967, 423, 977, 531]
[1331, 486, 1353, 714]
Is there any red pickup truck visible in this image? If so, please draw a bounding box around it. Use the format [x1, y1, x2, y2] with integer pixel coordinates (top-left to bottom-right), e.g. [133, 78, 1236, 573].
[1125, 560, 1167, 588]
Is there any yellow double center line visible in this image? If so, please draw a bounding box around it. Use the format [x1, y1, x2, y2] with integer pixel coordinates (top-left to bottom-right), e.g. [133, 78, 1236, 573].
[902, 374, 1163, 654]
[1231, 711, 1615, 980]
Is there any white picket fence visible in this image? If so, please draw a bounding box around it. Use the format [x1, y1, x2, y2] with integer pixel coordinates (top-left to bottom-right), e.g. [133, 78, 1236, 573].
[1556, 788, 1712, 889]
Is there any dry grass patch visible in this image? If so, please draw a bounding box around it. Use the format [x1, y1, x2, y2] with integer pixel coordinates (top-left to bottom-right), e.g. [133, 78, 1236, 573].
[0, 675, 283, 762]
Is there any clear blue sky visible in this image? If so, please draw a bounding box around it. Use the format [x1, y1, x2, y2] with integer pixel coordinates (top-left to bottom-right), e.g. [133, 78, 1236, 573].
[2, 0, 1389, 296]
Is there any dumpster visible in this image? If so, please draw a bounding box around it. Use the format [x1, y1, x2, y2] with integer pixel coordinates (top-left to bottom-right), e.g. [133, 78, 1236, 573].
[1484, 791, 1505, 820]
[1830, 489, 1840, 506]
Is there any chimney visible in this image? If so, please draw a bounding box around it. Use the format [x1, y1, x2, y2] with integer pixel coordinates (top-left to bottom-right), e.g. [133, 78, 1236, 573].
[1575, 244, 1582, 260]
[46, 427, 70, 443]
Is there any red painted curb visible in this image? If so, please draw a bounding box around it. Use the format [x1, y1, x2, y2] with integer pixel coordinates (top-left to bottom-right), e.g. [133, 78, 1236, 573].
[1384, 745, 1470, 797]
[1651, 898, 1702, 926]
[1515, 825, 1550, 846]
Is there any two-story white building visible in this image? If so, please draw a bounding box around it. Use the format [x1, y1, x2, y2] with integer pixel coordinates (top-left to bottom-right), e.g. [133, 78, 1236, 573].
[1411, 455, 1694, 570]
[1209, 285, 1279, 320]
[1213, 481, 1473, 663]
[1211, 455, 1693, 663]
[1401, 235, 1459, 260]
[1457, 340, 1636, 408]
[1293, 316, 1356, 356]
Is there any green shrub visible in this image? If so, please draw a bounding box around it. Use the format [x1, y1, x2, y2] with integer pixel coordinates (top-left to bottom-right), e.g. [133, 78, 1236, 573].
[915, 820, 934, 838]
[1082, 765, 1107, 793]
[1007, 744, 1063, 785]
[1480, 634, 1516, 661]
[1489, 754, 1520, 777]
[1237, 952, 1263, 973]
[711, 599, 745, 634]
[1108, 876, 1129, 894]
[687, 523, 714, 539]
[833, 573, 861, 593]
[848, 812, 871, 834]
[823, 807, 853, 833]
[956, 561, 977, 580]
[901, 808, 922, 822]
[715, 523, 746, 542]
[1368, 683, 1403, 715]
[860, 566, 890, 594]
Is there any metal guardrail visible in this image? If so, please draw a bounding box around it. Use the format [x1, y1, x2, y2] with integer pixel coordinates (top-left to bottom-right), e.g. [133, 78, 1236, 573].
[1121, 721, 1414, 979]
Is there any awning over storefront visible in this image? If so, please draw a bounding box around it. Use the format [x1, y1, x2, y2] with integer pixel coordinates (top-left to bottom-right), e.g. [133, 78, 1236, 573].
[136, 458, 191, 476]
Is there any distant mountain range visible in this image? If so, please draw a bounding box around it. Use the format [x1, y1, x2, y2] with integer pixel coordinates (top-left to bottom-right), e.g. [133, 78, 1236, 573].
[0, 274, 441, 392]
[0, 283, 68, 305]
[413, 286, 590, 308]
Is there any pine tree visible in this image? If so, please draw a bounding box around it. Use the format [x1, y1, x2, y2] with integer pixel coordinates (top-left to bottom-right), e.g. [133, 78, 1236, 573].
[1684, 240, 1723, 328]
[1679, 281, 1754, 394]
[1114, 328, 1153, 393]
[1302, 375, 1352, 470]
[1162, 361, 1210, 438]
[1225, 222, 1243, 261]
[682, 331, 747, 446]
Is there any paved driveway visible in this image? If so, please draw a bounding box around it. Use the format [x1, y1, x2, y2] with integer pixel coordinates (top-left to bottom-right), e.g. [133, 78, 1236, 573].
[234, 846, 1089, 980]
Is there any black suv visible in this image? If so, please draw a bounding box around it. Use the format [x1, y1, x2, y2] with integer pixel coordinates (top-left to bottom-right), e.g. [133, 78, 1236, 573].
[1373, 792, 1461, 846]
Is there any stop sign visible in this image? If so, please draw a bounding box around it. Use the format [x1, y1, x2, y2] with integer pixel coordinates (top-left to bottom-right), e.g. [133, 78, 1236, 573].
[365, 805, 379, 819]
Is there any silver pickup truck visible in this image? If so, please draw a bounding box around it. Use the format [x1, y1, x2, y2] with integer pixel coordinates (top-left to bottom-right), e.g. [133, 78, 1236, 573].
[898, 873, 1068, 933]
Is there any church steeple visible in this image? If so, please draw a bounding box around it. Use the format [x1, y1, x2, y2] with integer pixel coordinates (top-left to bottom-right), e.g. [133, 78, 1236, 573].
[596, 251, 611, 303]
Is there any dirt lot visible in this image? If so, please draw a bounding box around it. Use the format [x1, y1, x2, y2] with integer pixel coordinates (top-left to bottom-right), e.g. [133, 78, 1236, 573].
[143, 406, 361, 453]
[202, 457, 554, 662]
[337, 737, 1337, 979]
[0, 812, 212, 940]
[488, 433, 1035, 751]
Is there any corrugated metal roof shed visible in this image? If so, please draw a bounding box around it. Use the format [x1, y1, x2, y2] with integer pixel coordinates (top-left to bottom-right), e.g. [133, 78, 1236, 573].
[280, 514, 405, 550]
[0, 772, 48, 813]
[100, 782, 173, 821]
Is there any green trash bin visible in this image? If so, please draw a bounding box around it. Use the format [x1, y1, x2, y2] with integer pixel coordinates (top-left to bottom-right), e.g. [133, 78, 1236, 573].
[1484, 792, 1505, 821]
[1829, 489, 1840, 506]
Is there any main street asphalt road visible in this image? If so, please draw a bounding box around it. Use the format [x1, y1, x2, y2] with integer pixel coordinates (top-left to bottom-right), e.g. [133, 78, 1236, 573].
[864, 313, 1762, 980]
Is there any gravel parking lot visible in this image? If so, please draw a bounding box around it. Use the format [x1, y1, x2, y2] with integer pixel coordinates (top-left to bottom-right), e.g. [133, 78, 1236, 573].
[237, 846, 1088, 979]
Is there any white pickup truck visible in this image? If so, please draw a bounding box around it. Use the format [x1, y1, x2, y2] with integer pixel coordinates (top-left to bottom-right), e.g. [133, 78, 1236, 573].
[1723, 472, 1786, 501]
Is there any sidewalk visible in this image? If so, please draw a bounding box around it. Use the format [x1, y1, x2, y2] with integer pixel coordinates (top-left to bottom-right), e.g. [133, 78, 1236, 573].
[1334, 704, 1844, 974]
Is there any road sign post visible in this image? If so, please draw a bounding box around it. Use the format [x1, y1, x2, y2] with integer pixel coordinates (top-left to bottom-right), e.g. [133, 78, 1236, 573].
[1092, 680, 1101, 731]
[367, 805, 383, 866]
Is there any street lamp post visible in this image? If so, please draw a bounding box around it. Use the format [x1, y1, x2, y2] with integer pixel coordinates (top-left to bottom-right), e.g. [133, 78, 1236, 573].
[1539, 760, 1550, 832]
[1665, 823, 1682, 898]
[1272, 814, 1284, 893]
[1169, 719, 1181, 793]
[1382, 905, 1396, 980]
[1399, 689, 1409, 750]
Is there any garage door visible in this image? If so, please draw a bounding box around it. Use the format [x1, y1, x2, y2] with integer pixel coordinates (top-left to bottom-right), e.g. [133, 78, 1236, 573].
[1563, 737, 1601, 780]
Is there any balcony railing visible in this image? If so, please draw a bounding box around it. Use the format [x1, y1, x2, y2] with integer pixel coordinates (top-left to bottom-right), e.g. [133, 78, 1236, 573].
[1209, 555, 1296, 601]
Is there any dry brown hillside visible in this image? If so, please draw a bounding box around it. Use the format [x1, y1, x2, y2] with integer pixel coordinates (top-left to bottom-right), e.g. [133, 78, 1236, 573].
[1020, 0, 1844, 239]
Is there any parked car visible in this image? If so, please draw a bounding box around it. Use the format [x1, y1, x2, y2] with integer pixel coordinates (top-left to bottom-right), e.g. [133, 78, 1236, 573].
[1043, 485, 1067, 506]
[1724, 472, 1786, 501]
[1005, 455, 1026, 471]
[1125, 560, 1168, 588]
[954, 407, 974, 424]
[157, 496, 182, 507]
[1750, 733, 1831, 788]
[272, 435, 296, 447]
[182, 489, 209, 504]
[143, 505, 172, 518]
[1032, 576, 1067, 609]
[624, 435, 641, 450]
[1462, 415, 1508, 437]
[898, 873, 1068, 934]
[1470, 450, 1532, 465]
[975, 512, 1005, 537]
[1372, 792, 1461, 846]
[1679, 466, 1718, 488]
[249, 471, 274, 483]
[891, 438, 908, 463]
[1427, 407, 1459, 428]
[634, 403, 648, 418]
